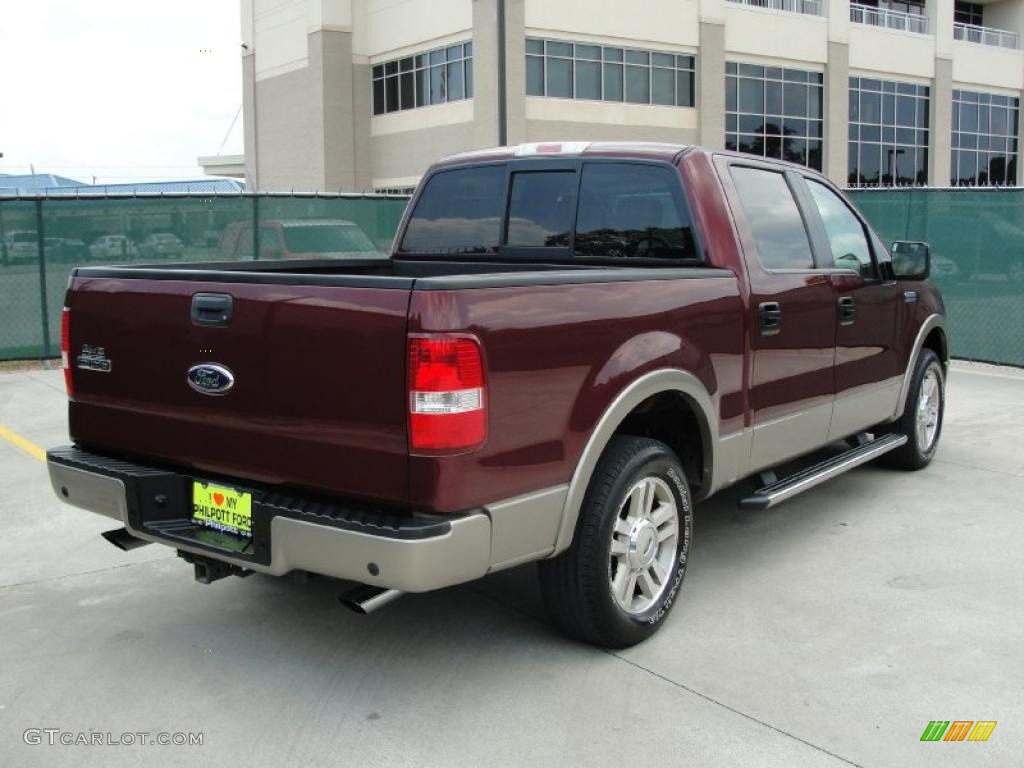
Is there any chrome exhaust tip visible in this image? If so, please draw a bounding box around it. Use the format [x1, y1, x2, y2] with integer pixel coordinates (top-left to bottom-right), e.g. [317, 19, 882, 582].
[101, 527, 151, 551]
[339, 584, 404, 614]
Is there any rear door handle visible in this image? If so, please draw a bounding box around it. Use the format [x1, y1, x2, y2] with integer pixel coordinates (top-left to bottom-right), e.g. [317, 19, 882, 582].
[838, 296, 855, 325]
[191, 293, 234, 327]
[758, 301, 782, 335]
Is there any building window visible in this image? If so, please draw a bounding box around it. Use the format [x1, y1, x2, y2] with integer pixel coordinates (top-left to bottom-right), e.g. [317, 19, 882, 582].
[525, 38, 696, 107]
[858, 0, 926, 15]
[952, 90, 1019, 186]
[372, 42, 473, 116]
[725, 62, 824, 170]
[848, 77, 929, 187]
[954, 1, 983, 26]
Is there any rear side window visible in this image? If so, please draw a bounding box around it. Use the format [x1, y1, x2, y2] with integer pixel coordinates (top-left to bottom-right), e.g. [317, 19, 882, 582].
[506, 171, 576, 247]
[730, 166, 814, 270]
[575, 164, 697, 260]
[401, 165, 505, 254]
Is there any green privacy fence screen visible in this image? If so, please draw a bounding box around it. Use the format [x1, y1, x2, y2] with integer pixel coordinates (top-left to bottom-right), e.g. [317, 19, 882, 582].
[847, 188, 1024, 367]
[0, 193, 409, 360]
[2, 189, 1023, 366]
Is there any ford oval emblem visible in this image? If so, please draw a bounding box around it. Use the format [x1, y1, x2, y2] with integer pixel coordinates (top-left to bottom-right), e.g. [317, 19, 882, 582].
[187, 363, 235, 396]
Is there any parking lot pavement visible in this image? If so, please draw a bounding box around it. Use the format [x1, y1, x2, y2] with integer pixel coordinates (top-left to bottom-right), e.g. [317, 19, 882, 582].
[0, 363, 1021, 768]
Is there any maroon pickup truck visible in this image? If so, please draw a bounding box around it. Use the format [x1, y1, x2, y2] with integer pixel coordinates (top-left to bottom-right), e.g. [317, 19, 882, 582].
[48, 142, 947, 647]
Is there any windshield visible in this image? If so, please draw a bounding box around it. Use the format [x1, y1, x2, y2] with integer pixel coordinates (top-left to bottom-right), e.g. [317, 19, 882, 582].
[282, 224, 380, 255]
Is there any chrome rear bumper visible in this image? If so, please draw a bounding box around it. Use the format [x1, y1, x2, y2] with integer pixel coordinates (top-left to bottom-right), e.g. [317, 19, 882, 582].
[47, 448, 492, 593]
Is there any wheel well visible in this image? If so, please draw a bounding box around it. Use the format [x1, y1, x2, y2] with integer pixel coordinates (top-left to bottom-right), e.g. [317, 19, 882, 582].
[613, 391, 707, 496]
[923, 327, 949, 371]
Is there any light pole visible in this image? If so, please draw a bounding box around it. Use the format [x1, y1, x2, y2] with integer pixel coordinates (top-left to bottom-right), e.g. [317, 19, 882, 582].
[0, 200, 7, 266]
[887, 148, 906, 185]
[0, 152, 7, 266]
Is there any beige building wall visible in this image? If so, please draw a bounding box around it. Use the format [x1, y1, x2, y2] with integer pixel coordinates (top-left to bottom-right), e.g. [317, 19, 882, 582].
[240, 0, 1024, 190]
[525, 0, 699, 48]
[521, 0, 700, 146]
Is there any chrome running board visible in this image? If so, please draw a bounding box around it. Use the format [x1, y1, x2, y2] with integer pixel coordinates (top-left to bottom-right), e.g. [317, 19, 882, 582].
[738, 433, 908, 510]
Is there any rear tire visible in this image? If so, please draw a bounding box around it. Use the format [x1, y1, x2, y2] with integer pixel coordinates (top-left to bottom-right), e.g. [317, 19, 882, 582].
[879, 348, 944, 470]
[538, 436, 692, 648]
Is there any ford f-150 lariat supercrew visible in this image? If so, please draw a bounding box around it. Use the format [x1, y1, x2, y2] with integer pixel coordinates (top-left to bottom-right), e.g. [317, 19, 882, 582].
[48, 143, 947, 647]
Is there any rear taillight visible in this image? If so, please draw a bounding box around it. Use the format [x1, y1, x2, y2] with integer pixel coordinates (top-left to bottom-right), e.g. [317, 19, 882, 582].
[407, 335, 486, 454]
[61, 307, 73, 398]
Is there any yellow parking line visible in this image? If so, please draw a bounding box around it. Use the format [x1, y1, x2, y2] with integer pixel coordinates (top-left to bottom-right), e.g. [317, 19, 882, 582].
[0, 425, 46, 463]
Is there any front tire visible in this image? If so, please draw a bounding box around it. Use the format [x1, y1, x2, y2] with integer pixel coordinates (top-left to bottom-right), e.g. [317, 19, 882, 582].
[538, 436, 693, 648]
[880, 348, 945, 470]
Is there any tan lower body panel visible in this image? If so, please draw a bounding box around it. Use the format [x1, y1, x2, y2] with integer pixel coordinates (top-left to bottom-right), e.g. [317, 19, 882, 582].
[48, 458, 571, 593]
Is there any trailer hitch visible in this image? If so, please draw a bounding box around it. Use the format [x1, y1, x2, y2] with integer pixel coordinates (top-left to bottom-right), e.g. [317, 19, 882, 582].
[176, 551, 252, 584]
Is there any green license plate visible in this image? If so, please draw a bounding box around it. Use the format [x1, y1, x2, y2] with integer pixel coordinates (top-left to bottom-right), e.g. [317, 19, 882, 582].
[192, 481, 252, 538]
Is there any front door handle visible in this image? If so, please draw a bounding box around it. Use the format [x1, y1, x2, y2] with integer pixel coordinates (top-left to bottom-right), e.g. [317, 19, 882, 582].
[838, 296, 855, 325]
[758, 301, 782, 335]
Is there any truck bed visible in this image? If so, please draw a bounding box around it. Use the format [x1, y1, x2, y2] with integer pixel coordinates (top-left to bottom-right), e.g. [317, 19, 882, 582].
[65, 257, 738, 513]
[74, 257, 726, 289]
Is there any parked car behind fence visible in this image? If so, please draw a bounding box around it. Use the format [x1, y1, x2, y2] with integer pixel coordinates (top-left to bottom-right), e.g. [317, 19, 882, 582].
[89, 235, 138, 261]
[137, 233, 184, 260]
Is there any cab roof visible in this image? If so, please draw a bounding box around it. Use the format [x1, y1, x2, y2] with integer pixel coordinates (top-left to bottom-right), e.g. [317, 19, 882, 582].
[435, 141, 690, 169]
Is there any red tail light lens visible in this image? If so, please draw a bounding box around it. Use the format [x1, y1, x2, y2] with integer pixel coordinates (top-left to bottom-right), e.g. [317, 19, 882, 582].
[407, 335, 486, 454]
[61, 307, 74, 399]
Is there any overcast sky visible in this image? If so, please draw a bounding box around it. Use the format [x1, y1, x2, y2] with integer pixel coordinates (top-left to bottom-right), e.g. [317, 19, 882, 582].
[0, 0, 243, 184]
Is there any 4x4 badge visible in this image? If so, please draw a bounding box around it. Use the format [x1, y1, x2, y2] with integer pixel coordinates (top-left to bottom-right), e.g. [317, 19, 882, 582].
[77, 345, 112, 373]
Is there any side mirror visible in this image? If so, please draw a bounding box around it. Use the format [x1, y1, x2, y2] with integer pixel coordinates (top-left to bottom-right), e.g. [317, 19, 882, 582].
[891, 241, 930, 280]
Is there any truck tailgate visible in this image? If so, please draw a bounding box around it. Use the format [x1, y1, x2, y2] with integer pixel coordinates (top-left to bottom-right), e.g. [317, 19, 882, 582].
[65, 275, 411, 505]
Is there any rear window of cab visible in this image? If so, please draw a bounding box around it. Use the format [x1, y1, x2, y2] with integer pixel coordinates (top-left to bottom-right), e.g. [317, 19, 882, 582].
[399, 162, 700, 261]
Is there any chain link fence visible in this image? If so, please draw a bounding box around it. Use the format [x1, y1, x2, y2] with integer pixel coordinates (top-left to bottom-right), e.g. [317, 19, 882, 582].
[2, 188, 1022, 366]
[0, 193, 409, 360]
[848, 188, 1024, 366]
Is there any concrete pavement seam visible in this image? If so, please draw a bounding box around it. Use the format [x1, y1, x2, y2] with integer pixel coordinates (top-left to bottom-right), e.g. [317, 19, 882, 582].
[607, 653, 867, 768]
[933, 457, 1024, 480]
[951, 365, 1024, 381]
[468, 584, 866, 768]
[0, 555, 175, 591]
[17, 370, 67, 395]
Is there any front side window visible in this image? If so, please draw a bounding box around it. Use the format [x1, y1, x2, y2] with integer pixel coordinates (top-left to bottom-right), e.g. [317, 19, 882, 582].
[506, 172, 576, 248]
[952, 89, 1019, 186]
[725, 62, 824, 170]
[730, 166, 814, 270]
[400, 166, 504, 254]
[575, 164, 697, 259]
[806, 180, 877, 278]
[848, 77, 929, 187]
